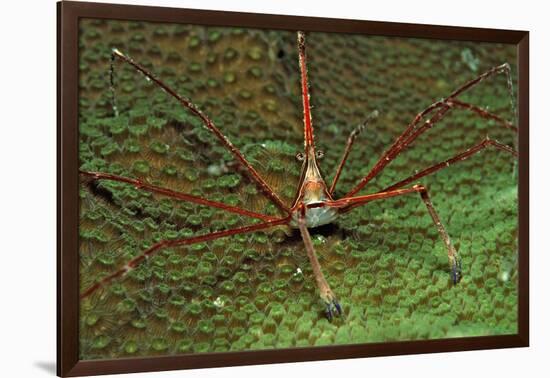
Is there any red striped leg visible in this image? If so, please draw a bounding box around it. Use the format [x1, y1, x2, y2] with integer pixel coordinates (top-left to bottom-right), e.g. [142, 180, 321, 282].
[80, 171, 278, 222]
[329, 110, 379, 195]
[344, 63, 516, 198]
[297, 31, 315, 149]
[382, 138, 517, 193]
[296, 204, 341, 320]
[325, 185, 461, 284]
[81, 217, 290, 299]
[110, 49, 290, 214]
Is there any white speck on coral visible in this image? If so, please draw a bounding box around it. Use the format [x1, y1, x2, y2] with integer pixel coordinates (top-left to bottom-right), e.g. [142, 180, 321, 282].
[213, 296, 225, 308]
[499, 271, 510, 282]
[315, 235, 327, 244]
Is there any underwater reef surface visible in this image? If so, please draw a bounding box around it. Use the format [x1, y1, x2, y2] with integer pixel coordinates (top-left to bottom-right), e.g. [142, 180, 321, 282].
[78, 19, 518, 359]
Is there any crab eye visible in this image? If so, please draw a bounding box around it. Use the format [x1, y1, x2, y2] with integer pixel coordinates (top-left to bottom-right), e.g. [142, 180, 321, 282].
[316, 150, 325, 159]
[295, 152, 305, 161]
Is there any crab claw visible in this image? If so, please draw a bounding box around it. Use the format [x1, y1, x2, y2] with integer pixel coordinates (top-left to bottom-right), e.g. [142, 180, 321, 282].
[324, 298, 343, 321]
[450, 255, 462, 285]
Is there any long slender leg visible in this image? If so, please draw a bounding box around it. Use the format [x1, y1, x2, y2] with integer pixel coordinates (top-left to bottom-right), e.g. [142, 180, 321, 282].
[344, 63, 516, 198]
[381, 137, 517, 192]
[323, 185, 462, 284]
[297, 31, 315, 149]
[296, 205, 342, 321]
[81, 217, 290, 299]
[109, 51, 119, 117]
[416, 186, 462, 284]
[80, 171, 278, 222]
[329, 99, 512, 197]
[327, 100, 500, 195]
[446, 99, 517, 132]
[329, 110, 379, 195]
[110, 49, 290, 214]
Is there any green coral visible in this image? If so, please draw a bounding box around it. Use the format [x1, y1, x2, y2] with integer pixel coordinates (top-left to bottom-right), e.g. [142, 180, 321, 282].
[78, 19, 518, 360]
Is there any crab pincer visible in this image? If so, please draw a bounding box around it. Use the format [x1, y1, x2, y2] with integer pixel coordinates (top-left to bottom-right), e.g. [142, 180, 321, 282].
[324, 298, 343, 321]
[450, 255, 463, 285]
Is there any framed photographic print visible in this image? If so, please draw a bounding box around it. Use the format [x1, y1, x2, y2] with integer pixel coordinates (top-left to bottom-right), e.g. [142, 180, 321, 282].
[57, 1, 529, 376]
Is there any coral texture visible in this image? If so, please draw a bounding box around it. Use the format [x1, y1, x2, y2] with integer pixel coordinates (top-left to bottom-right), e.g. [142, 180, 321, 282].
[78, 19, 518, 359]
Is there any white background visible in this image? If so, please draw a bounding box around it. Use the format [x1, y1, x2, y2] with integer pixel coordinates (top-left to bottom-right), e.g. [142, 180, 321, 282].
[1, 0, 547, 377]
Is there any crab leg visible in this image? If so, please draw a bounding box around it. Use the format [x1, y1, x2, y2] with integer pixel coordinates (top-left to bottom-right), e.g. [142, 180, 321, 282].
[296, 204, 341, 320]
[344, 63, 516, 198]
[381, 137, 517, 193]
[324, 185, 462, 284]
[110, 49, 290, 214]
[80, 216, 290, 299]
[297, 31, 315, 150]
[329, 110, 379, 195]
[80, 171, 278, 222]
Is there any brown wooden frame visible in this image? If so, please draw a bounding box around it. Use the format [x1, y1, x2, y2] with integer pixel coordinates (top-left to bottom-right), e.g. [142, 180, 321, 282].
[57, 1, 529, 376]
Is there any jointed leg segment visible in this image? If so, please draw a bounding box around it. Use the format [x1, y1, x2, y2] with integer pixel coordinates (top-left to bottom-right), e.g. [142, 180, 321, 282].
[109, 49, 290, 214]
[80, 171, 279, 222]
[80, 171, 277, 221]
[81, 216, 290, 299]
[296, 204, 342, 320]
[329, 110, 379, 195]
[343, 63, 516, 198]
[325, 184, 462, 284]
[382, 137, 517, 192]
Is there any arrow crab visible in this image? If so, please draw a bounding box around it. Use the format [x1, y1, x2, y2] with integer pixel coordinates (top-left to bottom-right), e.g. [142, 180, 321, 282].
[80, 31, 517, 321]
